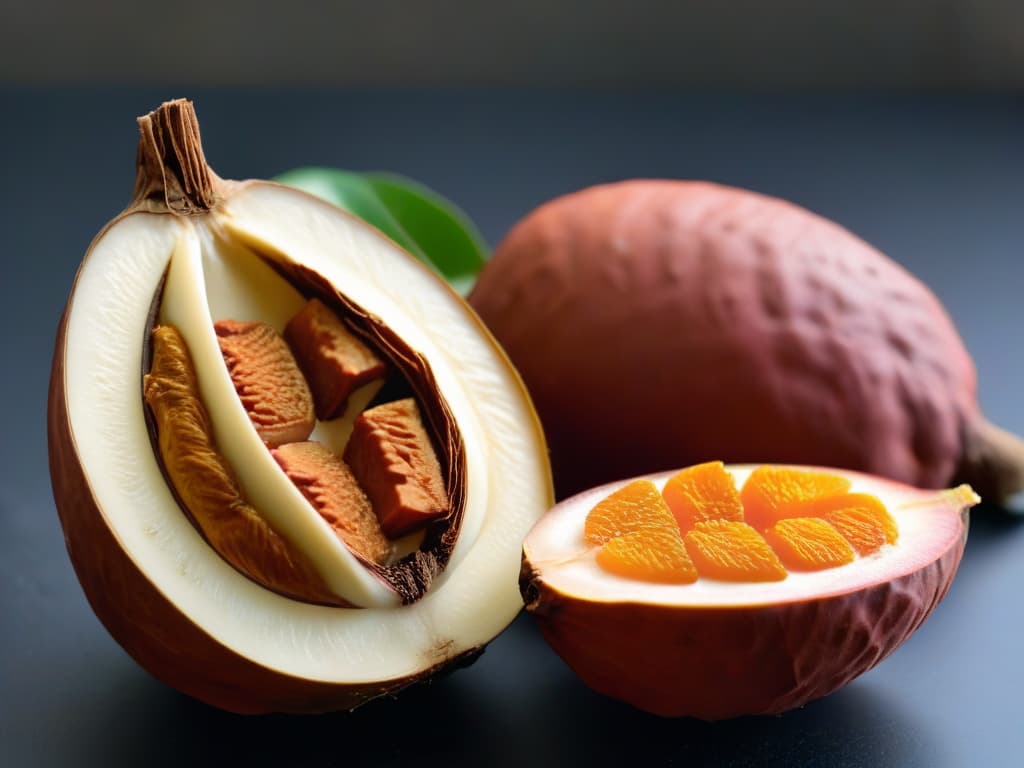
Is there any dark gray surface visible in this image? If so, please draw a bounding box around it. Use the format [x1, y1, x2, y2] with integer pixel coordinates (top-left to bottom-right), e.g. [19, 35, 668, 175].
[4, 2, 1024, 87]
[1, 89, 1022, 767]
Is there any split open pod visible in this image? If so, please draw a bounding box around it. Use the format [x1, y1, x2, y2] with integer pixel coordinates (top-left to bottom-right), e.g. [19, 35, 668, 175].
[521, 463, 977, 720]
[48, 100, 551, 712]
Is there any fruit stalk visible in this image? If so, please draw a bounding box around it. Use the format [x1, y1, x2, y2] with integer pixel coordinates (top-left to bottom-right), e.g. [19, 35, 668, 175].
[132, 99, 222, 215]
[957, 419, 1024, 509]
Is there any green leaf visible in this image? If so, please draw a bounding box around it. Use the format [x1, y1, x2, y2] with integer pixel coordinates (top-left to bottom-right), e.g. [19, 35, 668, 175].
[274, 167, 488, 295]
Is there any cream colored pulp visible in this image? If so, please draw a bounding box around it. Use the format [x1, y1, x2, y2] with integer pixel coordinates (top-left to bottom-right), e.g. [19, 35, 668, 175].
[62, 186, 551, 682]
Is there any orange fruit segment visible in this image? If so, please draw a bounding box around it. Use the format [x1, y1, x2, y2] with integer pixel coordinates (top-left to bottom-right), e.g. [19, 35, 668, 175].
[596, 528, 698, 584]
[683, 520, 787, 582]
[662, 461, 744, 533]
[586, 465, 900, 584]
[584, 479, 678, 546]
[741, 466, 852, 531]
[808, 494, 899, 555]
[763, 518, 855, 571]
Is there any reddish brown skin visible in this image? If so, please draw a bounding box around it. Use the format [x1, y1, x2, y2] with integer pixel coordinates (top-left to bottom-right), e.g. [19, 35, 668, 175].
[521, 519, 966, 720]
[48, 310, 476, 714]
[470, 181, 980, 499]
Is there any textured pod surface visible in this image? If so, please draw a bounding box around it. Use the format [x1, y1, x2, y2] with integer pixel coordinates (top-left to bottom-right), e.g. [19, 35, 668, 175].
[523, 557, 961, 719]
[520, 466, 971, 720]
[470, 180, 1021, 501]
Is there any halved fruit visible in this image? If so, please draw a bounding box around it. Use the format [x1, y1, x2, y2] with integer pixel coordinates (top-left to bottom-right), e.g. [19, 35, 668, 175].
[520, 464, 977, 720]
[48, 100, 552, 713]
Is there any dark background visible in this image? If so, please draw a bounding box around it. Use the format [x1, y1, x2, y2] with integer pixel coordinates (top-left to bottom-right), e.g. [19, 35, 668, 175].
[2, 1, 1023, 87]
[2, 5, 1023, 767]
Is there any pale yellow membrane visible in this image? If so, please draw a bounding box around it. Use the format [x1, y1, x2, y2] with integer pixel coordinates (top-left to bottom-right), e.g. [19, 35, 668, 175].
[161, 227, 398, 607]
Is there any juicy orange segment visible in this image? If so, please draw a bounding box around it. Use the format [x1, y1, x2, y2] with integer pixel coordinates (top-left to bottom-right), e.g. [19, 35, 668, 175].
[662, 461, 744, 533]
[587, 465, 900, 585]
[741, 466, 852, 531]
[763, 518, 855, 571]
[596, 528, 698, 584]
[584, 479, 678, 545]
[809, 494, 899, 555]
[683, 520, 787, 582]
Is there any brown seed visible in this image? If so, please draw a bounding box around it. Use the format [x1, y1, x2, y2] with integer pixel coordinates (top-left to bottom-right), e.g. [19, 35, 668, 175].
[144, 325, 341, 604]
[345, 398, 449, 538]
[284, 298, 387, 420]
[272, 442, 392, 564]
[215, 320, 315, 447]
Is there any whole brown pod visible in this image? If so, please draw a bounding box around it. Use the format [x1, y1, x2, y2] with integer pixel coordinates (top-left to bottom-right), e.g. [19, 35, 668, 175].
[470, 180, 1024, 502]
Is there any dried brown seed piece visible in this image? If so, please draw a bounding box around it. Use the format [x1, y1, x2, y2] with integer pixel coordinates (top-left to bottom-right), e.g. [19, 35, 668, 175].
[215, 319, 315, 446]
[345, 398, 449, 538]
[272, 441, 393, 564]
[284, 298, 388, 420]
[144, 325, 340, 604]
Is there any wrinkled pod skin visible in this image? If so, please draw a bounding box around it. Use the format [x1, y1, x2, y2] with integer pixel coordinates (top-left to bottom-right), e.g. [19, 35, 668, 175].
[470, 180, 1024, 503]
[521, 536, 964, 720]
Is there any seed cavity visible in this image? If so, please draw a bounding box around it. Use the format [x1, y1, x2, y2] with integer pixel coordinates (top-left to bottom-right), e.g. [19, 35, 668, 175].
[144, 325, 341, 604]
[145, 239, 462, 607]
